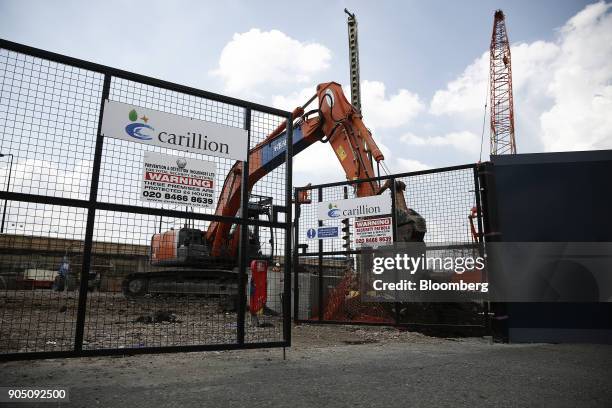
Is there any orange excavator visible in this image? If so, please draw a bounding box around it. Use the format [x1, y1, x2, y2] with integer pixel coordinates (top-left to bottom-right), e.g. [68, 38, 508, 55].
[122, 82, 426, 300]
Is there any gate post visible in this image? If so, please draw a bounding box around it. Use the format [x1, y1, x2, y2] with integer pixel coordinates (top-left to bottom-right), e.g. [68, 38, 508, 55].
[477, 163, 498, 336]
[317, 187, 324, 321]
[388, 177, 401, 326]
[236, 108, 252, 345]
[293, 187, 300, 322]
[283, 115, 294, 346]
[74, 74, 111, 353]
[473, 165, 488, 330]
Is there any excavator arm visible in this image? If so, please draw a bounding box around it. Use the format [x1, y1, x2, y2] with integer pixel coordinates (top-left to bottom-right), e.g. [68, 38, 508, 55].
[204, 106, 320, 258]
[206, 82, 390, 258]
[305, 82, 384, 196]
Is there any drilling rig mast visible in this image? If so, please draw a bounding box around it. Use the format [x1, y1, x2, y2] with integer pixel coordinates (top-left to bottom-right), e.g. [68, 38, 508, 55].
[344, 8, 377, 175]
[345, 8, 361, 112]
[489, 9, 517, 155]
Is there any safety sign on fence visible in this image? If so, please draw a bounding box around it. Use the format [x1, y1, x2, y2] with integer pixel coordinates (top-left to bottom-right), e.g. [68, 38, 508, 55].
[354, 216, 393, 247]
[306, 226, 339, 240]
[141, 151, 216, 208]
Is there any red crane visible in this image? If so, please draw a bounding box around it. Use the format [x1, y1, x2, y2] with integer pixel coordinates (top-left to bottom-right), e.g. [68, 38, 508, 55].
[489, 10, 517, 155]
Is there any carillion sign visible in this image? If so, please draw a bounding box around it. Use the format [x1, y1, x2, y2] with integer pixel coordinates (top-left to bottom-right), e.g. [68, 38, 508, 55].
[101, 100, 247, 161]
[317, 195, 392, 221]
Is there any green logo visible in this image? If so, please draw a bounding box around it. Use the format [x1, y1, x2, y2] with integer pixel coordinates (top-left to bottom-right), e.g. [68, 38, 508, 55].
[129, 109, 138, 122]
[125, 108, 154, 140]
[327, 203, 340, 218]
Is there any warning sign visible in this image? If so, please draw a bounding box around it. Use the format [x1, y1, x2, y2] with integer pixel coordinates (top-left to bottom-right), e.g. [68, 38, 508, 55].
[141, 152, 216, 208]
[355, 217, 393, 248]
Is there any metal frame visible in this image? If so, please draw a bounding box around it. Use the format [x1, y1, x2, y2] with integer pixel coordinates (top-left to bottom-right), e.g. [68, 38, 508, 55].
[0, 39, 293, 360]
[293, 163, 490, 333]
[477, 161, 502, 338]
[489, 10, 517, 155]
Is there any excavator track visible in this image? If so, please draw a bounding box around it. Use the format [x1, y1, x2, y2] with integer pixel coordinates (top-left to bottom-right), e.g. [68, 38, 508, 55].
[122, 269, 239, 299]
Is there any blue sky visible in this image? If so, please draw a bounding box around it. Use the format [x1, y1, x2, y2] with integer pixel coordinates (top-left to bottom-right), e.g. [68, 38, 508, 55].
[1, 0, 610, 187]
[0, 1, 588, 95]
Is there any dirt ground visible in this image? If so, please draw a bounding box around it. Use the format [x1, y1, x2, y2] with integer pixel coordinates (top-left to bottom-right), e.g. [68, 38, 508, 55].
[291, 323, 445, 347]
[2, 292, 612, 407]
[0, 290, 283, 354]
[0, 290, 463, 354]
[1, 325, 611, 408]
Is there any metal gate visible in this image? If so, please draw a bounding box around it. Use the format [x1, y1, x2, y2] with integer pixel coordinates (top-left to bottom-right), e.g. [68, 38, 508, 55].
[0, 39, 293, 360]
[293, 164, 489, 333]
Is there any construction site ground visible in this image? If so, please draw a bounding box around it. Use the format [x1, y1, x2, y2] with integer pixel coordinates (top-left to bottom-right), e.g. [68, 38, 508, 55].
[0, 290, 284, 353]
[2, 324, 611, 408]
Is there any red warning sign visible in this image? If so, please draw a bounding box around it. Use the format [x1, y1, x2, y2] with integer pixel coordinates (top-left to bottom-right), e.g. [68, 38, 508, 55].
[141, 152, 216, 208]
[354, 217, 393, 248]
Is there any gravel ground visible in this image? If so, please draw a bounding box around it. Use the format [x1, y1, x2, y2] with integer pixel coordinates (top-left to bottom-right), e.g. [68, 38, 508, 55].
[1, 324, 611, 408]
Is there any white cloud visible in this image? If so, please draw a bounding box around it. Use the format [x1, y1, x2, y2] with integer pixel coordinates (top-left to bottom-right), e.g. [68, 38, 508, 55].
[429, 53, 488, 117]
[272, 87, 317, 112]
[211, 29, 331, 97]
[357, 80, 424, 130]
[0, 158, 92, 200]
[428, 1, 612, 153]
[394, 158, 431, 172]
[400, 131, 481, 154]
[540, 1, 612, 151]
[292, 141, 345, 186]
[0, 158, 92, 238]
[430, 41, 559, 118]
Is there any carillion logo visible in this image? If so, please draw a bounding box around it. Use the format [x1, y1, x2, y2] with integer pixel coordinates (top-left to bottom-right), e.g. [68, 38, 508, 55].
[121, 107, 231, 156]
[125, 109, 154, 141]
[328, 203, 340, 218]
[327, 202, 382, 218]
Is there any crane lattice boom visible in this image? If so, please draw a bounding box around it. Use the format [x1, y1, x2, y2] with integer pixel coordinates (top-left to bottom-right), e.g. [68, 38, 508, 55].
[489, 9, 517, 155]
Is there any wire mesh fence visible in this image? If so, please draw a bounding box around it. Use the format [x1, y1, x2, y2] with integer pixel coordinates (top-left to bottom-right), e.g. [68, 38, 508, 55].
[293, 165, 489, 329]
[0, 39, 292, 359]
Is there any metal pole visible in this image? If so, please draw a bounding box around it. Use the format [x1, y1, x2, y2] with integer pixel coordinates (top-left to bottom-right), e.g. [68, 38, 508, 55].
[159, 206, 163, 233]
[283, 114, 294, 346]
[0, 153, 14, 234]
[343, 186, 350, 263]
[473, 166, 485, 255]
[318, 187, 323, 321]
[74, 74, 111, 352]
[389, 178, 401, 325]
[473, 165, 488, 331]
[478, 162, 503, 339]
[292, 187, 300, 322]
[237, 108, 251, 345]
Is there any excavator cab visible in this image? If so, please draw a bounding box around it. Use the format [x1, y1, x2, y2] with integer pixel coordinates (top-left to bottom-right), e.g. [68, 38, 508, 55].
[223, 194, 275, 261]
[150, 227, 210, 267]
[242, 194, 275, 261]
[150, 194, 276, 268]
